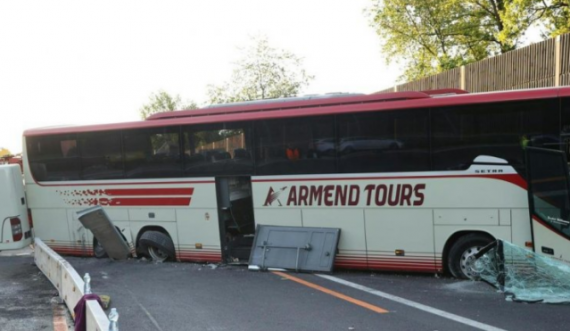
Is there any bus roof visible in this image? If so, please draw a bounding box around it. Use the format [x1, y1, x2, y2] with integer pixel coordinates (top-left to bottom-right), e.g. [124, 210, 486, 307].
[144, 91, 431, 121]
[24, 86, 570, 137]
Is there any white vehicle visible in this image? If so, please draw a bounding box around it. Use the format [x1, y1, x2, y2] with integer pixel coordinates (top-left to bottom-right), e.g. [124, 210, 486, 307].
[0, 165, 33, 250]
[339, 137, 404, 154]
[22, 87, 570, 278]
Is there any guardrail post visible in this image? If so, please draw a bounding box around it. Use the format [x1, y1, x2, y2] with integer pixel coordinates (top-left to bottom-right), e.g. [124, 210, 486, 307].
[83, 273, 91, 295]
[108, 308, 119, 331]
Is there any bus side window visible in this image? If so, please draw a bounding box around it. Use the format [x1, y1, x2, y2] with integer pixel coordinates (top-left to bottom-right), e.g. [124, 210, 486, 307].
[432, 100, 559, 172]
[560, 97, 570, 160]
[79, 131, 124, 180]
[183, 123, 253, 177]
[27, 135, 80, 181]
[123, 127, 182, 179]
[255, 116, 335, 175]
[338, 110, 429, 174]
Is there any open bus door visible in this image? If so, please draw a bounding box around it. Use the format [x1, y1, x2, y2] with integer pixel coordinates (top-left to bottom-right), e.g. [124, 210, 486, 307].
[215, 176, 256, 263]
[525, 147, 570, 262]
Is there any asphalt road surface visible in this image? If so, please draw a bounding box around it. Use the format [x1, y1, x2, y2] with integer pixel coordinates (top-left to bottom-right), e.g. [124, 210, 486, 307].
[66, 257, 570, 331]
[0, 253, 55, 330]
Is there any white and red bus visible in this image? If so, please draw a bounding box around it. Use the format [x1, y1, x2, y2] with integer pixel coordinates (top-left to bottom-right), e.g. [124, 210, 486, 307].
[0, 164, 33, 251]
[22, 87, 570, 278]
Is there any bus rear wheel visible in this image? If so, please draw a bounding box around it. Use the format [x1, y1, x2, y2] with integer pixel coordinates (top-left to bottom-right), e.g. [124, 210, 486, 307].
[139, 231, 175, 263]
[93, 238, 108, 258]
[447, 233, 493, 279]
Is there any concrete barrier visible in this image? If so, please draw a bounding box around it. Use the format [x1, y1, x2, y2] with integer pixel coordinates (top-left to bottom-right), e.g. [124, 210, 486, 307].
[86, 300, 111, 331]
[34, 238, 112, 330]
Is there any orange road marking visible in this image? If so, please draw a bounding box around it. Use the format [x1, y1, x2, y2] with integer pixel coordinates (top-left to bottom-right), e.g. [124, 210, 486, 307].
[272, 271, 388, 314]
[52, 302, 68, 331]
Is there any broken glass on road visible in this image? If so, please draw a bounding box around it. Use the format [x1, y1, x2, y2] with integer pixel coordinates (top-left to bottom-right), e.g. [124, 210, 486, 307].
[473, 240, 570, 304]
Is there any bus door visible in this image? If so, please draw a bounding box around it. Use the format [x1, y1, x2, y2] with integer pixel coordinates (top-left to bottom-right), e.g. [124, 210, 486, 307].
[525, 147, 570, 262]
[215, 176, 256, 263]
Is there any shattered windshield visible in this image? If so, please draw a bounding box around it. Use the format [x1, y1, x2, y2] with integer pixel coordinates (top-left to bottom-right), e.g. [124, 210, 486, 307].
[474, 240, 570, 304]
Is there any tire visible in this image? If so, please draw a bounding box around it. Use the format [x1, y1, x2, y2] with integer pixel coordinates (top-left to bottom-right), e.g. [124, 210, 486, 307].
[447, 233, 493, 279]
[139, 231, 175, 262]
[93, 238, 108, 258]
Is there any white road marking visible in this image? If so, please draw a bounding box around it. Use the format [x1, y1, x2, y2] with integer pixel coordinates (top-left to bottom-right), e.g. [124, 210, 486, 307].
[126, 288, 165, 331]
[317, 274, 507, 331]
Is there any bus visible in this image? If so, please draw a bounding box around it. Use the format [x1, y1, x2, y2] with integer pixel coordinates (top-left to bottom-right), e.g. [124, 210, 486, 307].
[22, 87, 570, 278]
[0, 164, 33, 251]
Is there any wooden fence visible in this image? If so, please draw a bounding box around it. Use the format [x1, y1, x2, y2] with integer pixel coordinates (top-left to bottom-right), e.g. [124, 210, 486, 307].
[379, 33, 570, 93]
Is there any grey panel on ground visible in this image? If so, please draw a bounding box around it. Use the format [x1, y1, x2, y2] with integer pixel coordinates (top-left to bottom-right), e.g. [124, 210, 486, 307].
[249, 225, 340, 272]
[76, 206, 129, 260]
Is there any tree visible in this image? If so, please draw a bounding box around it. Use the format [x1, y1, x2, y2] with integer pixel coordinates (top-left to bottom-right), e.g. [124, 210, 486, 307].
[0, 147, 11, 157]
[508, 0, 570, 37]
[206, 36, 314, 104]
[368, 0, 562, 81]
[139, 90, 197, 119]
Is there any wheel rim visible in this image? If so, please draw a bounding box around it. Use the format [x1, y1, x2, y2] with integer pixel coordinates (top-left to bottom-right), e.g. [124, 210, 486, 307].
[460, 245, 482, 279]
[94, 242, 105, 256]
[148, 246, 169, 262]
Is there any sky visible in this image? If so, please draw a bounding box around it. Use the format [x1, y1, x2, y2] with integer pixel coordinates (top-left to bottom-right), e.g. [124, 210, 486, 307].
[0, 0, 403, 153]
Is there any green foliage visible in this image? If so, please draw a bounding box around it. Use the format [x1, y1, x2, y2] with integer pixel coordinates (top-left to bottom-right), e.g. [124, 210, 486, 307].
[139, 90, 197, 120]
[518, 0, 570, 37]
[0, 148, 11, 157]
[369, 0, 568, 81]
[206, 36, 314, 104]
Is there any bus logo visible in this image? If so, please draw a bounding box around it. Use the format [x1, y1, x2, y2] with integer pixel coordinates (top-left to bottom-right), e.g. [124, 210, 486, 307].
[263, 184, 426, 207]
[263, 186, 288, 206]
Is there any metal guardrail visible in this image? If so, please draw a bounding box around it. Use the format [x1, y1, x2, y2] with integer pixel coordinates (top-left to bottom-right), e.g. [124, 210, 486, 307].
[34, 238, 118, 330]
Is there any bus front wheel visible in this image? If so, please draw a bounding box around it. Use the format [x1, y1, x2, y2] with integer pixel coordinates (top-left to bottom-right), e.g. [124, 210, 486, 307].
[93, 238, 108, 258]
[139, 231, 175, 262]
[447, 233, 493, 279]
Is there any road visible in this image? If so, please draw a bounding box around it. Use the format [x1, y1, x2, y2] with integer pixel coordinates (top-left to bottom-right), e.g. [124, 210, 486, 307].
[0, 251, 56, 330]
[66, 257, 569, 331]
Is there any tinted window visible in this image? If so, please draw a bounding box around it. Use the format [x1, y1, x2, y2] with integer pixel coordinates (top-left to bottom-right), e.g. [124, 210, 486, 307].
[123, 127, 182, 178]
[338, 110, 429, 173]
[561, 97, 570, 159]
[79, 131, 124, 180]
[183, 123, 253, 176]
[27, 134, 80, 181]
[527, 148, 570, 239]
[255, 116, 336, 175]
[432, 100, 559, 171]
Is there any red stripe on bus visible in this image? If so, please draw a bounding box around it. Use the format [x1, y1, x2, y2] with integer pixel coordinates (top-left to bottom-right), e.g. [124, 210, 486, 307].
[35, 180, 214, 187]
[252, 173, 527, 189]
[107, 197, 191, 206]
[105, 188, 194, 196]
[367, 266, 438, 272]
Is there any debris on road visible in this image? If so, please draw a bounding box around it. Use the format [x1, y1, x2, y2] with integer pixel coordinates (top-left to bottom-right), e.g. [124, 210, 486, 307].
[77, 206, 130, 260]
[473, 240, 570, 304]
[248, 225, 340, 273]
